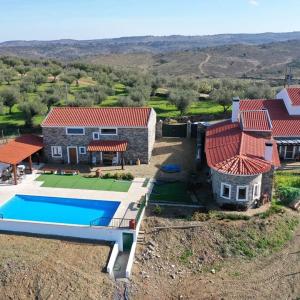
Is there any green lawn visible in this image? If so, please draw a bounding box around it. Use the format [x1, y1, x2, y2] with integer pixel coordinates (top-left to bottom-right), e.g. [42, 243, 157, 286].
[36, 174, 132, 192]
[149, 181, 192, 203]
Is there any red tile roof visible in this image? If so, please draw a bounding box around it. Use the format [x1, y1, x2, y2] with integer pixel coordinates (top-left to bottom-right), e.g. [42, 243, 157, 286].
[287, 87, 300, 106]
[240, 110, 272, 131]
[42, 107, 152, 128]
[87, 140, 128, 152]
[240, 99, 300, 137]
[0, 135, 43, 165]
[205, 121, 280, 175]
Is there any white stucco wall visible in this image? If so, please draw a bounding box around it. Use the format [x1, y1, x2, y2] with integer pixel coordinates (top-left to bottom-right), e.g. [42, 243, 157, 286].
[0, 219, 135, 251]
[107, 242, 120, 277]
[148, 108, 157, 161]
[276, 88, 300, 116]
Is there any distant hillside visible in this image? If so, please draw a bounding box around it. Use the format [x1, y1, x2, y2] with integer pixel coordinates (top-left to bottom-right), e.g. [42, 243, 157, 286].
[1, 32, 300, 60]
[83, 40, 300, 79]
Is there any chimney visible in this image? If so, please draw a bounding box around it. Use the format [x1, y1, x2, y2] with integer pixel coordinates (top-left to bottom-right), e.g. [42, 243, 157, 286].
[231, 97, 240, 123]
[264, 141, 273, 162]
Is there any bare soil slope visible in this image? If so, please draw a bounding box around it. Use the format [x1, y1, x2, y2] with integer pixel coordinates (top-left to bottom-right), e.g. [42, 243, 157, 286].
[0, 234, 114, 300]
[130, 211, 300, 300]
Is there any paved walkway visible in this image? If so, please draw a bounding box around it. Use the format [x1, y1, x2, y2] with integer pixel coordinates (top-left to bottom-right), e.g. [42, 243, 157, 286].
[0, 171, 149, 222]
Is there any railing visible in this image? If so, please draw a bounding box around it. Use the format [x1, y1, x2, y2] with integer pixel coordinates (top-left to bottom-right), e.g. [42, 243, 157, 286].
[135, 195, 147, 223]
[90, 217, 132, 228]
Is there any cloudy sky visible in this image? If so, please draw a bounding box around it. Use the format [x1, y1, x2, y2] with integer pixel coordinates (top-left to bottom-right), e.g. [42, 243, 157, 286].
[0, 0, 299, 41]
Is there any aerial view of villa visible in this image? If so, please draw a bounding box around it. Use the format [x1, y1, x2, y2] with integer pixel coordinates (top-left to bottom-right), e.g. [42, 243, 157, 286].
[0, 1, 299, 299]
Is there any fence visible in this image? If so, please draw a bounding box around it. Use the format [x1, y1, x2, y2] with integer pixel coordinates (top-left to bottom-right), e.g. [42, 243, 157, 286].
[135, 194, 148, 223]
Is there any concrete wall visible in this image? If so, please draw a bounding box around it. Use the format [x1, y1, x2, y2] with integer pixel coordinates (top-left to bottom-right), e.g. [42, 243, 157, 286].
[107, 242, 119, 278]
[211, 169, 262, 206]
[0, 219, 135, 251]
[43, 122, 156, 164]
[276, 88, 300, 116]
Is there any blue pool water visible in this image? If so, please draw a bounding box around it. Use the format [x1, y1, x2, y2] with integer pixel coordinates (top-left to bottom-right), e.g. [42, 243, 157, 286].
[0, 195, 120, 226]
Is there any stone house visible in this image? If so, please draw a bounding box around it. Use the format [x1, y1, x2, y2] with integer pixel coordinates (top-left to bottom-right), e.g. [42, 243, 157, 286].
[41, 107, 156, 165]
[205, 87, 300, 209]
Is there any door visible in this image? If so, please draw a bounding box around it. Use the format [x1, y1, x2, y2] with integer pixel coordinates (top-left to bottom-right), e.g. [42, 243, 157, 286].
[102, 151, 116, 165]
[122, 233, 133, 251]
[162, 123, 187, 137]
[285, 145, 295, 160]
[68, 147, 78, 164]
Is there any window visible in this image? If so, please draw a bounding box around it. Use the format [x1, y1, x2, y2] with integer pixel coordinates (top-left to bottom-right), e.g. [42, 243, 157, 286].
[79, 147, 86, 155]
[221, 183, 231, 199]
[100, 128, 117, 135]
[66, 127, 85, 135]
[51, 146, 62, 158]
[236, 186, 248, 201]
[253, 183, 260, 200]
[93, 132, 100, 140]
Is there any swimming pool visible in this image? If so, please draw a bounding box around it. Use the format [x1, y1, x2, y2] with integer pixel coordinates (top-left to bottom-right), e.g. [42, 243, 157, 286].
[0, 195, 120, 226]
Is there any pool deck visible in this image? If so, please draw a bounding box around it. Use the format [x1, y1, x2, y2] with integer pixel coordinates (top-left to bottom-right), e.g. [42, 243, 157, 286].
[0, 170, 149, 223]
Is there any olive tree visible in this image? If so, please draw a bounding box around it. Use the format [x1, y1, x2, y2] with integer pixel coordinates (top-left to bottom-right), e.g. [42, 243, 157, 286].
[0, 87, 20, 114]
[18, 97, 47, 127]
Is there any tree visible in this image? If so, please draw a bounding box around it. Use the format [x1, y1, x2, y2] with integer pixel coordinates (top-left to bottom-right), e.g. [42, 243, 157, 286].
[168, 89, 196, 115]
[41, 94, 61, 111]
[0, 68, 17, 85]
[50, 68, 62, 82]
[15, 65, 30, 77]
[18, 97, 47, 127]
[28, 69, 47, 86]
[71, 69, 86, 86]
[0, 87, 19, 114]
[210, 87, 237, 113]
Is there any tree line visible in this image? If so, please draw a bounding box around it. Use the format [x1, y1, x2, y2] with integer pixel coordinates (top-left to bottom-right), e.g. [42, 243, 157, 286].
[0, 55, 276, 127]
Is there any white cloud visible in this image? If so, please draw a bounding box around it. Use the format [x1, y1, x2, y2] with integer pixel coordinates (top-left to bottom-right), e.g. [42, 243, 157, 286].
[249, 0, 259, 6]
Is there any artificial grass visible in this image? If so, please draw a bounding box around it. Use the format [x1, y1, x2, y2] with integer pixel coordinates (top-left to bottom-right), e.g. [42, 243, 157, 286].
[149, 181, 192, 203]
[36, 174, 131, 192]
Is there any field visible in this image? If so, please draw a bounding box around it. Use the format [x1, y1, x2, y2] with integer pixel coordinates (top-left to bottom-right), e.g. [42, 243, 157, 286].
[36, 174, 132, 192]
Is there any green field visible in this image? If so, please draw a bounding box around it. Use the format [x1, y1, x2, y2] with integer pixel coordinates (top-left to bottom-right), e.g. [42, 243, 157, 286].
[36, 174, 132, 192]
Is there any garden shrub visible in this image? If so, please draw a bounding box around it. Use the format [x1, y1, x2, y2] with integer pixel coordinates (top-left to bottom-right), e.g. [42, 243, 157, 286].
[102, 172, 134, 181]
[277, 186, 300, 205]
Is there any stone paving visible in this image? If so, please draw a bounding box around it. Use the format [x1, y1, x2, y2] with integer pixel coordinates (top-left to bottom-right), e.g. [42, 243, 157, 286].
[0, 169, 149, 222]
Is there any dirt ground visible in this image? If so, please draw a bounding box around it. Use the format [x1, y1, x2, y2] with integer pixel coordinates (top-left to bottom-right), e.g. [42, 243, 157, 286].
[0, 234, 114, 300]
[129, 209, 300, 300]
[92, 138, 197, 180]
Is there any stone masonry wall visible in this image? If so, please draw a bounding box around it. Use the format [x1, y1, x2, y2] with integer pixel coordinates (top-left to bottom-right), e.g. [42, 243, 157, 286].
[261, 168, 275, 199]
[211, 169, 262, 206]
[43, 126, 151, 164]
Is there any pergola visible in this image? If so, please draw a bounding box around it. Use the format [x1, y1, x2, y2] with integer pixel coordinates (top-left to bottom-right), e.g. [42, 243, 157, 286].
[87, 140, 128, 169]
[0, 135, 43, 185]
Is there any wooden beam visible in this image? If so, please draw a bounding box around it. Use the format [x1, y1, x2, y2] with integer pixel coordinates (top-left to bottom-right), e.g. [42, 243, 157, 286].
[28, 155, 32, 172]
[12, 164, 17, 185]
[121, 152, 124, 170]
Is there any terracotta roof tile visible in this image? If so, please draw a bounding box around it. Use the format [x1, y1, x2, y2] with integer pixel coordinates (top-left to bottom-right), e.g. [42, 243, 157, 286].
[205, 121, 280, 175]
[240, 99, 300, 137]
[240, 110, 272, 131]
[287, 87, 300, 106]
[87, 140, 128, 152]
[0, 135, 43, 165]
[42, 107, 152, 128]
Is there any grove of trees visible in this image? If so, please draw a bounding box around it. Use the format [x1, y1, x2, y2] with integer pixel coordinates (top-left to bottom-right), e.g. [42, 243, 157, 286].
[0, 55, 277, 130]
